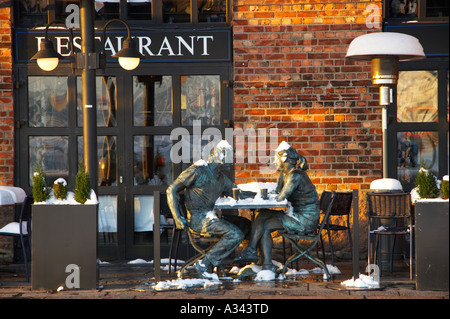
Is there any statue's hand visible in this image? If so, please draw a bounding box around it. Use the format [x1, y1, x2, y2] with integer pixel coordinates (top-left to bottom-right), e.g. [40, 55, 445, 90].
[175, 216, 188, 230]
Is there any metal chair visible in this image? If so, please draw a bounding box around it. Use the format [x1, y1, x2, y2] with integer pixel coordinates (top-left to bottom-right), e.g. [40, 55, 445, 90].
[153, 191, 184, 275]
[177, 224, 226, 279]
[367, 192, 413, 280]
[320, 191, 353, 265]
[156, 191, 224, 278]
[0, 195, 33, 282]
[279, 191, 336, 281]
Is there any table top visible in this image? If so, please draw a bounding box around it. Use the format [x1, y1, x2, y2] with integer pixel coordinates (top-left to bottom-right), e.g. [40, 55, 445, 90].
[214, 194, 289, 210]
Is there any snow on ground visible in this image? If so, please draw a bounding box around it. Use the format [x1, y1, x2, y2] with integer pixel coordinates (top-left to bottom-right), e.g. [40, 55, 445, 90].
[341, 273, 380, 289]
[120, 258, 343, 290]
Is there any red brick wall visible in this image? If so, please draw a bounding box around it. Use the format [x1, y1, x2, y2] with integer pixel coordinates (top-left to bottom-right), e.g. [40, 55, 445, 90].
[232, 0, 383, 192]
[0, 7, 14, 187]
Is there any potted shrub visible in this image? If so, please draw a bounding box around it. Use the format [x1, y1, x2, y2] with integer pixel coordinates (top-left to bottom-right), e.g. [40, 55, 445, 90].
[31, 163, 98, 290]
[412, 168, 449, 291]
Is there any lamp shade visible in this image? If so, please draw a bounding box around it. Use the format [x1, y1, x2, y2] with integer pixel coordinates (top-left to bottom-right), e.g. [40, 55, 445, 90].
[346, 32, 425, 61]
[31, 38, 64, 71]
[112, 38, 144, 70]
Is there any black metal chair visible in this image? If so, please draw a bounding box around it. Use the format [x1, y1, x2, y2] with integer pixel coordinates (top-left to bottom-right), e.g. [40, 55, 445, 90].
[153, 191, 184, 275]
[367, 192, 413, 280]
[154, 191, 223, 278]
[320, 191, 353, 265]
[0, 195, 33, 282]
[279, 191, 336, 281]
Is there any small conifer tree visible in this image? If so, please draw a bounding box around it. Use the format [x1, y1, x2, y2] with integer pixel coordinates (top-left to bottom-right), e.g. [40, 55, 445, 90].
[415, 167, 439, 199]
[53, 178, 68, 200]
[74, 163, 91, 204]
[32, 164, 51, 202]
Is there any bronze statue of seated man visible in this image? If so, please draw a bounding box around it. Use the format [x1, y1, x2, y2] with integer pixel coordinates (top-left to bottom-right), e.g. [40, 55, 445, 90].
[167, 140, 254, 278]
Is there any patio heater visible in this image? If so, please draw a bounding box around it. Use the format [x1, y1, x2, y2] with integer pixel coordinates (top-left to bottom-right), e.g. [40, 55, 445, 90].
[31, 1, 143, 192]
[345, 32, 425, 177]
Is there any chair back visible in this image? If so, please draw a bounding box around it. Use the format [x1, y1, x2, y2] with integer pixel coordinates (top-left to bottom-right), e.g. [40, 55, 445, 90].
[367, 192, 411, 219]
[19, 195, 33, 236]
[158, 192, 173, 218]
[329, 192, 353, 216]
[318, 191, 336, 233]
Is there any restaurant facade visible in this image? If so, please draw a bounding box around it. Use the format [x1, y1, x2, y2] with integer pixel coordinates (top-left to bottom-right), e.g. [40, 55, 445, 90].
[0, 0, 448, 261]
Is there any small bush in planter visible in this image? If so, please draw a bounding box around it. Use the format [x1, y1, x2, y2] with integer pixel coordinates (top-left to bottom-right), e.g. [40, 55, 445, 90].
[32, 164, 51, 202]
[53, 178, 68, 200]
[441, 175, 449, 200]
[74, 163, 91, 204]
[415, 167, 439, 199]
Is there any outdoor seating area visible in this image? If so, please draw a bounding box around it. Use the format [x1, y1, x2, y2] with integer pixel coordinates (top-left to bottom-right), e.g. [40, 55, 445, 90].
[1, 180, 449, 300]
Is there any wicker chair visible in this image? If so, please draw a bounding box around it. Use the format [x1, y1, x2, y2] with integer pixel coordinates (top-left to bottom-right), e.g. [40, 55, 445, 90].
[367, 192, 413, 280]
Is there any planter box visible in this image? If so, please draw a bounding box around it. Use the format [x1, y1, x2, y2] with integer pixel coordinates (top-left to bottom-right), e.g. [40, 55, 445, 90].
[415, 200, 449, 291]
[31, 204, 98, 290]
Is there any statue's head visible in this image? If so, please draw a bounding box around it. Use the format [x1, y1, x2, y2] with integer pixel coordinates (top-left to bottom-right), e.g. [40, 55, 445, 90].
[207, 140, 233, 171]
[274, 141, 308, 171]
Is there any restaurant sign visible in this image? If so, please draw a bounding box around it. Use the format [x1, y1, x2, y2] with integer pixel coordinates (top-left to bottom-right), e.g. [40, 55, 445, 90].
[15, 29, 231, 63]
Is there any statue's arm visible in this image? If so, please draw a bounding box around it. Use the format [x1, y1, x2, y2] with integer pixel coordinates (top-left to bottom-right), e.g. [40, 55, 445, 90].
[222, 175, 256, 199]
[274, 174, 284, 194]
[276, 173, 300, 202]
[167, 180, 189, 230]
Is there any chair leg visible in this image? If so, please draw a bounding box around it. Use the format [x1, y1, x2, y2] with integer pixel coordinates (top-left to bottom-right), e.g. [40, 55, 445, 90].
[20, 235, 29, 283]
[173, 230, 181, 273]
[319, 235, 326, 265]
[168, 229, 175, 274]
[347, 227, 353, 257]
[409, 229, 413, 281]
[375, 235, 383, 278]
[168, 229, 181, 274]
[391, 235, 397, 273]
[282, 237, 331, 281]
[178, 253, 204, 279]
[326, 228, 335, 265]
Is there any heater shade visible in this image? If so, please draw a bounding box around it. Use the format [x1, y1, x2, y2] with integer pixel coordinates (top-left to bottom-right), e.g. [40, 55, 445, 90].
[346, 32, 425, 61]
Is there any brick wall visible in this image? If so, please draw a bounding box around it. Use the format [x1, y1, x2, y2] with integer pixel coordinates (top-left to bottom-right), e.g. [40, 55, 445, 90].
[232, 0, 384, 256]
[232, 0, 383, 193]
[0, 6, 14, 187]
[0, 6, 14, 263]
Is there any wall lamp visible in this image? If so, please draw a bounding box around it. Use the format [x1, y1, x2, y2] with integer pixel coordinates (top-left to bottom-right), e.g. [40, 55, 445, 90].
[345, 32, 425, 177]
[101, 19, 144, 71]
[30, 20, 64, 71]
[31, 19, 144, 71]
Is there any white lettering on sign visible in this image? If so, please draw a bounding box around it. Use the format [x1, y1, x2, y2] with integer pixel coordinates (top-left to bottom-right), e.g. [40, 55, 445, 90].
[157, 37, 176, 56]
[34, 35, 216, 59]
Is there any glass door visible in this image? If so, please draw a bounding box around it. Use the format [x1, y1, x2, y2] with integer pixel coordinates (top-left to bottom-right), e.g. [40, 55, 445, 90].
[125, 67, 232, 260]
[389, 59, 449, 192]
[17, 63, 232, 260]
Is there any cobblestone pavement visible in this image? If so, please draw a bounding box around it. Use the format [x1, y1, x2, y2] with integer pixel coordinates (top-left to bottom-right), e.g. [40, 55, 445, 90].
[1, 260, 448, 301]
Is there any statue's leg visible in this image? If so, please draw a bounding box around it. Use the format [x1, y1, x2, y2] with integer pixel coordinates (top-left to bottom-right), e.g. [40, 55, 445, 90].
[247, 210, 276, 250]
[259, 216, 283, 269]
[203, 219, 245, 267]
